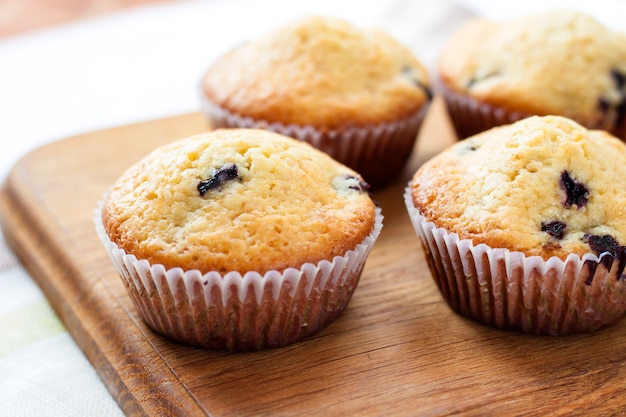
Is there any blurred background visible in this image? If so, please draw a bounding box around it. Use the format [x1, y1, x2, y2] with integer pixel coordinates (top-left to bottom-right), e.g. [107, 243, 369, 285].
[0, 0, 623, 181]
[0, 0, 177, 38]
[1, 0, 622, 39]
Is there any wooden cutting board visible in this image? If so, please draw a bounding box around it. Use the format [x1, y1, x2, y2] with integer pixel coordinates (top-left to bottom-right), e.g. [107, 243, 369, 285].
[2, 98, 626, 416]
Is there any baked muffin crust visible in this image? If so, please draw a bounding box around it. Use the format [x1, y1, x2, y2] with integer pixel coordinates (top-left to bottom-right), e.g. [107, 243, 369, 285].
[439, 10, 626, 127]
[102, 128, 376, 274]
[203, 15, 430, 128]
[411, 115, 626, 260]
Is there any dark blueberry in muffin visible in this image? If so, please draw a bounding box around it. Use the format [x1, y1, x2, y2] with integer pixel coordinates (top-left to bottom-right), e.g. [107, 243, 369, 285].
[583, 233, 623, 256]
[581, 234, 626, 284]
[197, 164, 240, 196]
[466, 71, 501, 89]
[344, 175, 371, 193]
[454, 139, 481, 156]
[611, 68, 626, 89]
[402, 66, 433, 101]
[420, 83, 433, 102]
[597, 69, 626, 131]
[559, 171, 589, 209]
[541, 220, 566, 240]
[597, 97, 626, 129]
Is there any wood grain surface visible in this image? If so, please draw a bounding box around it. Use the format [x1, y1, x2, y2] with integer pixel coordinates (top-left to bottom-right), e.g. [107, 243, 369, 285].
[1, 99, 626, 416]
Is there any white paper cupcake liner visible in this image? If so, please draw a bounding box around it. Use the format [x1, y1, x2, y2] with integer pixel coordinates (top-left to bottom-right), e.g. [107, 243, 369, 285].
[403, 186, 626, 335]
[440, 83, 529, 140]
[200, 94, 429, 189]
[94, 203, 383, 351]
[441, 82, 626, 141]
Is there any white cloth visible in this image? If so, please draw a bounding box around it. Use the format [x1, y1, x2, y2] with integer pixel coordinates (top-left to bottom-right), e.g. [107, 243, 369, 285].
[0, 0, 623, 415]
[0, 234, 126, 416]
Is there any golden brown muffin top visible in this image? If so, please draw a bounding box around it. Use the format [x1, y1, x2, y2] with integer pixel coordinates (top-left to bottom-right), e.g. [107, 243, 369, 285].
[439, 10, 626, 126]
[410, 115, 626, 260]
[202, 15, 431, 129]
[102, 128, 376, 274]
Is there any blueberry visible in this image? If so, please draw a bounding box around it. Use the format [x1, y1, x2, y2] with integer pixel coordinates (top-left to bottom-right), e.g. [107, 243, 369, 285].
[197, 164, 240, 196]
[541, 220, 566, 240]
[611, 68, 626, 89]
[583, 234, 623, 256]
[559, 171, 589, 209]
[466, 71, 501, 89]
[582, 231, 626, 286]
[597, 69, 626, 130]
[345, 175, 371, 193]
[402, 66, 432, 101]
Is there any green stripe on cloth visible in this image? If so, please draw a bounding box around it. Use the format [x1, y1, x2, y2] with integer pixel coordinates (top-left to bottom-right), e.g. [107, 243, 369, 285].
[0, 300, 66, 358]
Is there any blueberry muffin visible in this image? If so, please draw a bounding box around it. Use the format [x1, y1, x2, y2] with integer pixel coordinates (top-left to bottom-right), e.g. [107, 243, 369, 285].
[96, 128, 383, 351]
[201, 15, 432, 188]
[405, 115, 626, 335]
[438, 10, 626, 139]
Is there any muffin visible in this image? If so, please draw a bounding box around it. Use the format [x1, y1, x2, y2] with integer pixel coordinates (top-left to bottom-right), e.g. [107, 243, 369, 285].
[95, 128, 383, 351]
[201, 15, 432, 189]
[405, 115, 626, 335]
[438, 10, 626, 140]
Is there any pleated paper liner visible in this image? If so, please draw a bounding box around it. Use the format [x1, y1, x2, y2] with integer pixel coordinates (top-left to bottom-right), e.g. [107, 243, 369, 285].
[441, 82, 626, 142]
[404, 187, 626, 336]
[95, 204, 383, 351]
